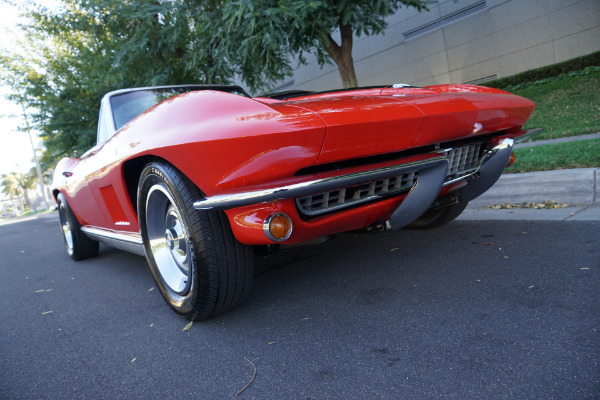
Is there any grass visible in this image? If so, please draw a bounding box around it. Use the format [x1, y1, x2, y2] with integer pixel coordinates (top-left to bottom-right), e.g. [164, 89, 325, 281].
[512, 70, 600, 141]
[507, 139, 600, 174]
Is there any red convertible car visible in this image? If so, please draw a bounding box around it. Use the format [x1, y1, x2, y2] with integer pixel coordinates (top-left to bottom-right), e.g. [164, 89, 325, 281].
[52, 83, 538, 320]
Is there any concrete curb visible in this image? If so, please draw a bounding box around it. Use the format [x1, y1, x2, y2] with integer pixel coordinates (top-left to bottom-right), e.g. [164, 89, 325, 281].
[514, 132, 600, 148]
[469, 168, 599, 206]
[461, 168, 600, 221]
[460, 202, 600, 221]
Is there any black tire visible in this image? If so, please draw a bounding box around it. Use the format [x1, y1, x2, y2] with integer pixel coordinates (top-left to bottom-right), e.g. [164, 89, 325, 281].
[137, 161, 254, 320]
[57, 193, 99, 260]
[405, 200, 469, 229]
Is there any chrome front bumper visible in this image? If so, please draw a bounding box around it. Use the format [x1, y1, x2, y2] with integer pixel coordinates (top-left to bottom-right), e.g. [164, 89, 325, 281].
[193, 157, 448, 211]
[387, 137, 515, 229]
[194, 137, 517, 228]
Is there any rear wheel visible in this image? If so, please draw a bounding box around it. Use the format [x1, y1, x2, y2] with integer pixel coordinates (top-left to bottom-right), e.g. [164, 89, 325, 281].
[57, 193, 99, 260]
[138, 161, 253, 320]
[406, 200, 468, 229]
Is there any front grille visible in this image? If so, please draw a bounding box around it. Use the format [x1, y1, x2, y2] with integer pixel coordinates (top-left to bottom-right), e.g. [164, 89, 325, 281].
[296, 172, 418, 216]
[445, 143, 483, 182]
[295, 142, 485, 217]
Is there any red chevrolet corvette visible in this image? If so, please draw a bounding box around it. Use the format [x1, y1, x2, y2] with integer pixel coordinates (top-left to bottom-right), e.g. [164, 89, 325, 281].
[52, 83, 538, 319]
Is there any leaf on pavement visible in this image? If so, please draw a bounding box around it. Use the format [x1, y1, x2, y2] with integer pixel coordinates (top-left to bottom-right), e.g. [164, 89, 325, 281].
[183, 321, 194, 331]
[486, 201, 569, 209]
[236, 358, 257, 396]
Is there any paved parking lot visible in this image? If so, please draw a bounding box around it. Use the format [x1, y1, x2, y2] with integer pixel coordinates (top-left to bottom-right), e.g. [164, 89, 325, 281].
[1, 212, 599, 399]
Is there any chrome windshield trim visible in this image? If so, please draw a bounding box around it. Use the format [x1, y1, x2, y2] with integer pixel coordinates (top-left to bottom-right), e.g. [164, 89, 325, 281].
[194, 157, 449, 211]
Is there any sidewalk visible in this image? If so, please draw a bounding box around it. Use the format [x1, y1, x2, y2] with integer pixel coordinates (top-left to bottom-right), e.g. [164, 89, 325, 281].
[460, 168, 600, 221]
[458, 132, 600, 221]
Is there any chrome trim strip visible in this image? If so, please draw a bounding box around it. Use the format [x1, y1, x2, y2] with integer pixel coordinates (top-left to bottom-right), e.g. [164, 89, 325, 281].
[443, 168, 479, 186]
[81, 226, 143, 244]
[81, 226, 146, 257]
[193, 157, 448, 211]
[514, 127, 543, 144]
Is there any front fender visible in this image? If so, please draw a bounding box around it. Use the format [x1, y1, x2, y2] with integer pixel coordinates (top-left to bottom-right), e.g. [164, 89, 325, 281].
[113, 91, 327, 197]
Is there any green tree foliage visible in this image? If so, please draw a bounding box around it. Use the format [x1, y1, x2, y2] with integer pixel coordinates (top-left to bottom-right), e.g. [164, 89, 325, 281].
[0, 0, 433, 168]
[0, 0, 234, 165]
[212, 0, 431, 89]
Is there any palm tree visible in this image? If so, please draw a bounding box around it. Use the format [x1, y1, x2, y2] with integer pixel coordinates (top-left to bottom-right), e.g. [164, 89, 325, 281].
[0, 172, 32, 214]
[1, 173, 25, 214]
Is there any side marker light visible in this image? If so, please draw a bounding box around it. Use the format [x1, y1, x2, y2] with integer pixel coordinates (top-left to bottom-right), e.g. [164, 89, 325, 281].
[263, 213, 293, 242]
[508, 152, 516, 167]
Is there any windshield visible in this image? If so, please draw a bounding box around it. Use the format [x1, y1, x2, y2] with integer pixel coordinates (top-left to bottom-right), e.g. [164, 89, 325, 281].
[109, 86, 248, 130]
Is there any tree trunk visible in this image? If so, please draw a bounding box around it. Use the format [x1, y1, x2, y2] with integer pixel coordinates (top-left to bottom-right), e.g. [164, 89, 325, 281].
[14, 195, 24, 215]
[320, 18, 358, 88]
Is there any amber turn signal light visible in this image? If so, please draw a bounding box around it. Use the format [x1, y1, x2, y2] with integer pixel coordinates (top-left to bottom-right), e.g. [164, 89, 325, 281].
[508, 151, 516, 167]
[263, 212, 293, 242]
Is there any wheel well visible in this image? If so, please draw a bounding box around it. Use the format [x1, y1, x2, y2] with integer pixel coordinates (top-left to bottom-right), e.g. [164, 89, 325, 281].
[122, 156, 158, 214]
[122, 156, 205, 214]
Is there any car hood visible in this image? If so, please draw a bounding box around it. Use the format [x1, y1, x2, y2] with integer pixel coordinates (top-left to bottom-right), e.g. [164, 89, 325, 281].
[283, 85, 535, 164]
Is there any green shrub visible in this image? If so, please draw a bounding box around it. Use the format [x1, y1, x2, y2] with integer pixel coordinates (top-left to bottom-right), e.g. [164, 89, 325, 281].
[483, 51, 600, 90]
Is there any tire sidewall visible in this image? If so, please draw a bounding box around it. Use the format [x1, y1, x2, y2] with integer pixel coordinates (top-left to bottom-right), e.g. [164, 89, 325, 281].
[138, 162, 200, 316]
[57, 193, 75, 257]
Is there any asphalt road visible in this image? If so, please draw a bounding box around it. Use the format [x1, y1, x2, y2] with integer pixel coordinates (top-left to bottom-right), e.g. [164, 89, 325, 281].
[1, 212, 599, 399]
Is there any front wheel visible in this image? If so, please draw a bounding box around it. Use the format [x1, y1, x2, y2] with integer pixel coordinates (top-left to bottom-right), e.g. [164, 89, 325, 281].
[137, 161, 253, 320]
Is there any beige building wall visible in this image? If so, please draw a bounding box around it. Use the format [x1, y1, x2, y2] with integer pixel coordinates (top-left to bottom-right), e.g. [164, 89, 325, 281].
[281, 0, 600, 91]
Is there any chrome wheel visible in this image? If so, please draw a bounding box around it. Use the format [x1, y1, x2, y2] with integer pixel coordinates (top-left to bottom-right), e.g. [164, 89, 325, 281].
[138, 161, 254, 319]
[145, 184, 191, 294]
[59, 203, 74, 255]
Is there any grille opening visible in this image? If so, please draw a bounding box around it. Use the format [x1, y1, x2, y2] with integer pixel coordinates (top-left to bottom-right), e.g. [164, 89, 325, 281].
[445, 142, 484, 182]
[296, 172, 417, 217]
[295, 142, 487, 218]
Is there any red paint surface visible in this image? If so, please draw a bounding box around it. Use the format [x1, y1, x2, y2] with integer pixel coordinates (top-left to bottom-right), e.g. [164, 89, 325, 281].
[52, 85, 535, 244]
